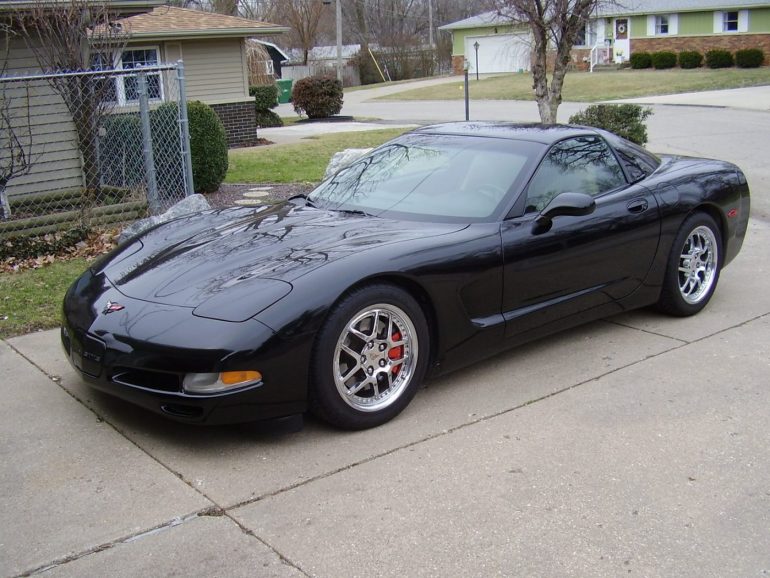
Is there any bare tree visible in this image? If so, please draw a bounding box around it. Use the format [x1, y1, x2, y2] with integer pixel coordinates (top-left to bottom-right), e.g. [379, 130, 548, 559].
[0, 24, 35, 220]
[492, 0, 605, 123]
[269, 0, 325, 64]
[12, 1, 130, 204]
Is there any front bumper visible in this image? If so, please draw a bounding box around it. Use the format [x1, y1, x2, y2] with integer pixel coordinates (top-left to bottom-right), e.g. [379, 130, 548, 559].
[61, 270, 310, 425]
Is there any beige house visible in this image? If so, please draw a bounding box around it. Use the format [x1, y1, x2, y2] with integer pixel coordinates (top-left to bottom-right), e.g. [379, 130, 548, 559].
[1, 1, 165, 205]
[118, 6, 288, 147]
[1, 3, 287, 209]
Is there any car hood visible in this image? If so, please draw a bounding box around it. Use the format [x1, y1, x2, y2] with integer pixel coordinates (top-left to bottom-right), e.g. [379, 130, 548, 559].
[99, 203, 465, 319]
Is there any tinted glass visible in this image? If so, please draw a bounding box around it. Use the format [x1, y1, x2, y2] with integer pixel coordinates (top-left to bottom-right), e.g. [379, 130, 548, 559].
[309, 134, 542, 222]
[603, 133, 660, 182]
[525, 136, 626, 212]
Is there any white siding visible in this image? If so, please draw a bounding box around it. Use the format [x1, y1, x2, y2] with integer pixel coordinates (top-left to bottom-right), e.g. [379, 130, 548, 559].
[177, 38, 249, 103]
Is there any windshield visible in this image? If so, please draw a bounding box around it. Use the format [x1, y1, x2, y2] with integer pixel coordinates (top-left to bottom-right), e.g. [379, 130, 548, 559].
[309, 133, 543, 222]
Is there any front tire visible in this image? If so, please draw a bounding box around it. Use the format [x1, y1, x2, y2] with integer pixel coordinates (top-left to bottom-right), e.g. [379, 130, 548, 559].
[657, 212, 722, 317]
[310, 284, 430, 429]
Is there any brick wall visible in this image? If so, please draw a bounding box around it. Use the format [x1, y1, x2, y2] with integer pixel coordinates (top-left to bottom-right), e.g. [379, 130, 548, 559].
[632, 34, 770, 64]
[209, 100, 260, 148]
[452, 55, 465, 75]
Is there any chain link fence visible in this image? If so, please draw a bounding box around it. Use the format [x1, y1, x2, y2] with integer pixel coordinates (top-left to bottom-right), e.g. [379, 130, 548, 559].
[0, 63, 193, 240]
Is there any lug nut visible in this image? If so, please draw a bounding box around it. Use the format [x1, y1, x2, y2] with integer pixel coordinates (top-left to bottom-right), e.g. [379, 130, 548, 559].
[379, 359, 386, 367]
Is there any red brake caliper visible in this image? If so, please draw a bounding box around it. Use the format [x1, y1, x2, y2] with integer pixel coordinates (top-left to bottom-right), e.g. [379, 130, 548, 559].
[388, 330, 403, 376]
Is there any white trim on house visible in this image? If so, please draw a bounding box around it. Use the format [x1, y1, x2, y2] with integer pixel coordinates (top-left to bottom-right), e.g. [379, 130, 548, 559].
[113, 45, 165, 106]
[647, 14, 679, 36]
[714, 9, 750, 32]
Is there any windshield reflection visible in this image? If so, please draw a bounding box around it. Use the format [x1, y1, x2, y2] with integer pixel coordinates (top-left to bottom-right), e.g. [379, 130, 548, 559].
[310, 133, 542, 222]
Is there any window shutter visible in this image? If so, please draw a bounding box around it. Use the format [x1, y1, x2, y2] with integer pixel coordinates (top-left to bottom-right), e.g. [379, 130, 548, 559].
[738, 10, 749, 32]
[713, 11, 723, 33]
[647, 15, 655, 36]
[669, 14, 679, 35]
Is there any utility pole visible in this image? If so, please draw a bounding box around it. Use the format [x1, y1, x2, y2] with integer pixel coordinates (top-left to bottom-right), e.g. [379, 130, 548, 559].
[324, 0, 344, 84]
[428, 0, 434, 48]
[336, 0, 343, 83]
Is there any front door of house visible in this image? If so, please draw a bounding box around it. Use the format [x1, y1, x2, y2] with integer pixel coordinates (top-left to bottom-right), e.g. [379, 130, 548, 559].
[614, 18, 630, 62]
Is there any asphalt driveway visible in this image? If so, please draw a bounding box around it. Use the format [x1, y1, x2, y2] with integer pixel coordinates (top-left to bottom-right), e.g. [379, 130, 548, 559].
[2, 83, 770, 577]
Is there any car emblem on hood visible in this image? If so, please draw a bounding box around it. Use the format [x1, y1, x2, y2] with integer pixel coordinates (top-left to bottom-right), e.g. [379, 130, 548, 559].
[103, 301, 125, 314]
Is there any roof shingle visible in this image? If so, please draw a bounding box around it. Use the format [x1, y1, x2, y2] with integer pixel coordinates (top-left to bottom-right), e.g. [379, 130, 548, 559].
[119, 6, 288, 38]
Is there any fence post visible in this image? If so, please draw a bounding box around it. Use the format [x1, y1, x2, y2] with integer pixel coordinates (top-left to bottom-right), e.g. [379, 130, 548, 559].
[176, 61, 195, 197]
[137, 69, 160, 214]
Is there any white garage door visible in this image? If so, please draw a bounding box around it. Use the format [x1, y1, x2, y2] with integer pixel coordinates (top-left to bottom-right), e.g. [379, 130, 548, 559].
[465, 34, 531, 74]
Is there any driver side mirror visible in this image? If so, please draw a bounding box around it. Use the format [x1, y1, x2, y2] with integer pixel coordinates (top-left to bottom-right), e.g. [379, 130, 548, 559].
[532, 192, 596, 235]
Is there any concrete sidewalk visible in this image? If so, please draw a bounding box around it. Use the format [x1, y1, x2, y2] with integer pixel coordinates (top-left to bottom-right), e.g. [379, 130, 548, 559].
[2, 218, 769, 576]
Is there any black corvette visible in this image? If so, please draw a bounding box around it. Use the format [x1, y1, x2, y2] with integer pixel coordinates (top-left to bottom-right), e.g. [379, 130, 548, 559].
[62, 123, 750, 429]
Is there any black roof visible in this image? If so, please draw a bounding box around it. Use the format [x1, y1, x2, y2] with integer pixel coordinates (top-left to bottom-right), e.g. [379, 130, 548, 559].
[414, 122, 597, 144]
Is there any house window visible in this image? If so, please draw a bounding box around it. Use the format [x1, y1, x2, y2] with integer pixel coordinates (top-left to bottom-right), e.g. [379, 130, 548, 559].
[575, 23, 587, 46]
[119, 48, 163, 104]
[723, 11, 739, 32]
[655, 15, 669, 35]
[574, 21, 596, 47]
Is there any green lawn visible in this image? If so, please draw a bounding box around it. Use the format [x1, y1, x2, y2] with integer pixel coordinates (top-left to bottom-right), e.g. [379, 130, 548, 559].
[0, 258, 88, 339]
[227, 127, 407, 183]
[376, 68, 770, 102]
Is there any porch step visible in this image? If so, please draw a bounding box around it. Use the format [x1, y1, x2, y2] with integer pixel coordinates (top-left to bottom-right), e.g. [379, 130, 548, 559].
[591, 63, 623, 72]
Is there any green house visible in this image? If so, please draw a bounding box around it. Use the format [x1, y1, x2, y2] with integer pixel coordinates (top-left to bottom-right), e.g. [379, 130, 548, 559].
[440, 1, 770, 74]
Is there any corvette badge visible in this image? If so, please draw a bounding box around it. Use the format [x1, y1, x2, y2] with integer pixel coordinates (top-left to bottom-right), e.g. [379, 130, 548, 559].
[103, 301, 125, 314]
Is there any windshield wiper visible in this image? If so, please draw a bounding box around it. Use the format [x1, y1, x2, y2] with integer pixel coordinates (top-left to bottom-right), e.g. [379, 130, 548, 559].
[288, 194, 316, 208]
[335, 208, 374, 217]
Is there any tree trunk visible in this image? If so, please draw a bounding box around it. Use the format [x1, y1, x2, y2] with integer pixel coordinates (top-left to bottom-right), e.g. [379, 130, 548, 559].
[0, 180, 11, 220]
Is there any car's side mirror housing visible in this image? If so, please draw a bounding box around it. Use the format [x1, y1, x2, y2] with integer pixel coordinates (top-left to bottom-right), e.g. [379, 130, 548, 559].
[532, 192, 596, 235]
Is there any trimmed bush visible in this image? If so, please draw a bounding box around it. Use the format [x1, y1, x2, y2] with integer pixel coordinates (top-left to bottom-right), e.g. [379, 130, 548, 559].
[255, 109, 283, 128]
[569, 104, 653, 146]
[250, 84, 283, 127]
[678, 50, 703, 69]
[735, 48, 765, 68]
[250, 84, 279, 110]
[629, 52, 652, 69]
[651, 51, 677, 69]
[187, 100, 228, 194]
[292, 76, 343, 119]
[101, 106, 181, 197]
[705, 49, 734, 68]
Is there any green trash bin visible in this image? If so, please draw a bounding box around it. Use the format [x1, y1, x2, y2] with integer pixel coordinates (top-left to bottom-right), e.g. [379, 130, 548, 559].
[276, 79, 293, 104]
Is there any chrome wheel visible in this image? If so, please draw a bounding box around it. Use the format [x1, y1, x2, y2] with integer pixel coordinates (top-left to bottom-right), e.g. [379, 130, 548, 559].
[677, 225, 719, 305]
[333, 304, 418, 412]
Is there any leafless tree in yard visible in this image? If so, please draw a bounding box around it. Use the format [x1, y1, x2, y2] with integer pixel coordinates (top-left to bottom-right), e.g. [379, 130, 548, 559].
[491, 0, 610, 123]
[0, 24, 34, 220]
[11, 0, 130, 206]
[271, 0, 327, 64]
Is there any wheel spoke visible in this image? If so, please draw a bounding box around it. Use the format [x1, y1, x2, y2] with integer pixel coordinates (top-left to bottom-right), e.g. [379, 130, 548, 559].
[347, 377, 371, 396]
[340, 343, 360, 360]
[340, 362, 361, 383]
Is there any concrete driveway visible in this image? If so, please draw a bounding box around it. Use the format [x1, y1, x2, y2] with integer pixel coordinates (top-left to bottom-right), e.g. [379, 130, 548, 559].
[2, 83, 770, 577]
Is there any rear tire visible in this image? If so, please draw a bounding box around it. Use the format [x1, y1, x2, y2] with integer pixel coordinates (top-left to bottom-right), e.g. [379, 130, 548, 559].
[657, 212, 722, 317]
[310, 284, 430, 429]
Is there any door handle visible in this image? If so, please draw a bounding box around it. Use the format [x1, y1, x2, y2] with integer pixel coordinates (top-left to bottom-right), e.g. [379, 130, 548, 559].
[626, 198, 648, 213]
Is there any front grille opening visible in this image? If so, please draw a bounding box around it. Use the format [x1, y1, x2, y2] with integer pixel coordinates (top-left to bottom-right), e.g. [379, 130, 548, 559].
[161, 404, 204, 419]
[112, 368, 182, 393]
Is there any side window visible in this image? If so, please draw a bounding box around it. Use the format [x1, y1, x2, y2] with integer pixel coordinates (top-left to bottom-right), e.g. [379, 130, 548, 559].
[602, 132, 661, 183]
[525, 136, 626, 213]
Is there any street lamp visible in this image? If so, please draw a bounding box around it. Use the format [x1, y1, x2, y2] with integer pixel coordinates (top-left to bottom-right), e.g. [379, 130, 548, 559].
[473, 41, 480, 81]
[322, 0, 343, 83]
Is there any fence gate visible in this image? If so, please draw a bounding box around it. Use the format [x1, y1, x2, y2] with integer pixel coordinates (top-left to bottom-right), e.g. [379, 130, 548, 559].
[0, 62, 193, 239]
